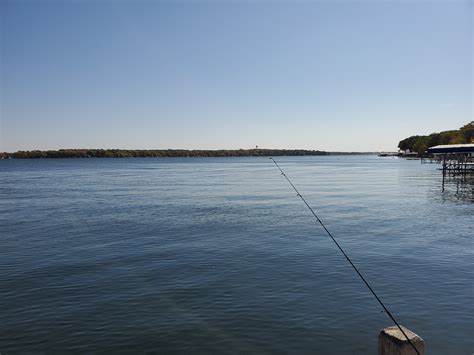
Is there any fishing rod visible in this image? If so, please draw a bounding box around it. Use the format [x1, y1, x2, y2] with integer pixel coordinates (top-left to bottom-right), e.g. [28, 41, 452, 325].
[269, 158, 420, 355]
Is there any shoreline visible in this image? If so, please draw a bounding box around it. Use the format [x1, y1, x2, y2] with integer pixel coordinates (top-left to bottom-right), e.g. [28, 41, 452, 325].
[0, 149, 376, 159]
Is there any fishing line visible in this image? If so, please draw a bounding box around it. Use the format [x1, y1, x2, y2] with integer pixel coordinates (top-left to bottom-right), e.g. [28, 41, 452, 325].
[270, 158, 420, 355]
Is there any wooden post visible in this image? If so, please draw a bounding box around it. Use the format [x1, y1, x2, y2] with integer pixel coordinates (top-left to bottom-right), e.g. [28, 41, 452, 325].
[442, 154, 446, 191]
[378, 325, 424, 355]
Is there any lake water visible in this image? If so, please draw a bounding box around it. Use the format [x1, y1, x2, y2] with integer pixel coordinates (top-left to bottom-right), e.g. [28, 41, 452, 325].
[0, 156, 472, 354]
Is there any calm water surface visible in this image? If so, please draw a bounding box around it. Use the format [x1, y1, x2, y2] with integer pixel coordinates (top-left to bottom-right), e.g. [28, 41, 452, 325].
[0, 156, 472, 354]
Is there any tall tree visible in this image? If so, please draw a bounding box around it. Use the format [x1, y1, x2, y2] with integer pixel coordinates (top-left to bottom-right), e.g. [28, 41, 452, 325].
[460, 121, 474, 143]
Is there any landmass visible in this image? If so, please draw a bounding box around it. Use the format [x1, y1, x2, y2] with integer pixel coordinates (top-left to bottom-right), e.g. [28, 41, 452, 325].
[398, 121, 473, 155]
[0, 149, 372, 159]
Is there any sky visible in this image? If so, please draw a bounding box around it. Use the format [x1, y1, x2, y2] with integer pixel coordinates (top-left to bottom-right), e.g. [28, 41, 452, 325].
[1, 0, 472, 152]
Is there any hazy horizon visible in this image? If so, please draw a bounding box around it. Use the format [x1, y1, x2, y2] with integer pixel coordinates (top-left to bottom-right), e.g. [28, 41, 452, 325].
[1, 0, 472, 152]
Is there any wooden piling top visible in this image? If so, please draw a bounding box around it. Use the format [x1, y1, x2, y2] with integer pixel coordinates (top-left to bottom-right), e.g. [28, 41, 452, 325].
[379, 326, 424, 355]
[380, 326, 422, 343]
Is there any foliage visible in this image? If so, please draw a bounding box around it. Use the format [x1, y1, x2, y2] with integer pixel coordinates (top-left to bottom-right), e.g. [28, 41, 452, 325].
[0, 149, 336, 159]
[398, 121, 473, 155]
[460, 121, 474, 143]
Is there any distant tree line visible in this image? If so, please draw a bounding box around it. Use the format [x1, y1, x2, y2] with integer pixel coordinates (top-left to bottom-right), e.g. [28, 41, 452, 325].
[0, 148, 342, 159]
[398, 121, 473, 156]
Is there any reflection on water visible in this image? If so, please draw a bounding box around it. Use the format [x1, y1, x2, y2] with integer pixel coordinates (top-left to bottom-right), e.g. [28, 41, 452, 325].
[441, 173, 474, 203]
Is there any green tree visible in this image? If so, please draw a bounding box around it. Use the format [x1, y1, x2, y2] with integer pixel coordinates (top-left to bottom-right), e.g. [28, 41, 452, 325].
[460, 121, 474, 143]
[412, 137, 430, 156]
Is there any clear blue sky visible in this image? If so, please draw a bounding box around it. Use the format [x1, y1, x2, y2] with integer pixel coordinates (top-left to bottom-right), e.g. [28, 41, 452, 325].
[1, 0, 472, 152]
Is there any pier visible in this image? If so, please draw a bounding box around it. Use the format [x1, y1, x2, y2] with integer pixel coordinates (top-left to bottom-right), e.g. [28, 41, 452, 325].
[426, 144, 474, 174]
[426, 144, 474, 192]
[422, 154, 474, 173]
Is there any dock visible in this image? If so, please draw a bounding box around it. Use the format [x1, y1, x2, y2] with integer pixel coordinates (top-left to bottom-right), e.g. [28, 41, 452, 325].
[426, 144, 474, 192]
[426, 144, 474, 174]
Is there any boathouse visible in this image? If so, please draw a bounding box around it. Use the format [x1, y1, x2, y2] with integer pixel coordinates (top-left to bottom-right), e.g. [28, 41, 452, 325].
[427, 144, 474, 156]
[427, 144, 474, 175]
